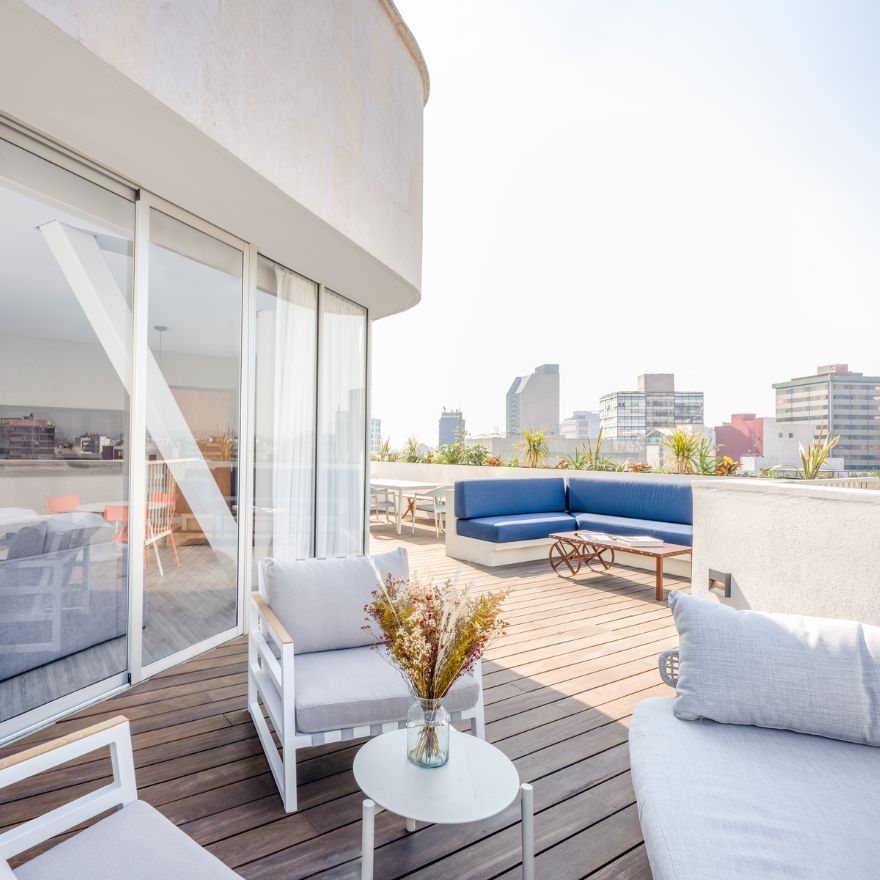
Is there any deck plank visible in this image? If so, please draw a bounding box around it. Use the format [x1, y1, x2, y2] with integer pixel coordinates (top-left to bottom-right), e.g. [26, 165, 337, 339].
[1, 526, 681, 878]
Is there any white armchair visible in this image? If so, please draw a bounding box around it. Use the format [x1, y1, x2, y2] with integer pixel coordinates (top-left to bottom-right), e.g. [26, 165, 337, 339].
[247, 547, 486, 813]
[0, 716, 240, 878]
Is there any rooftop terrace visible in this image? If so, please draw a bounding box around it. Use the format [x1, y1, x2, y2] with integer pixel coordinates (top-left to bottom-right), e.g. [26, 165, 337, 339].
[0, 525, 685, 879]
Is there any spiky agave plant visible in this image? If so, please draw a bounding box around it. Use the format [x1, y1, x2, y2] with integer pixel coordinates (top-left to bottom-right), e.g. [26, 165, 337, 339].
[378, 437, 395, 462]
[518, 428, 550, 469]
[696, 436, 720, 475]
[402, 436, 422, 463]
[798, 432, 840, 480]
[662, 428, 700, 475]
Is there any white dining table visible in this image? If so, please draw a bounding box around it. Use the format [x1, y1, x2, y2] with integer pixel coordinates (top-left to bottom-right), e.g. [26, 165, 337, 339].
[369, 479, 445, 535]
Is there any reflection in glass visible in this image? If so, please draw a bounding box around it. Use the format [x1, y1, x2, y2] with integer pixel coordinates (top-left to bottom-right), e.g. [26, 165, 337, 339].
[0, 137, 133, 722]
[253, 257, 317, 568]
[143, 210, 242, 666]
[316, 290, 367, 557]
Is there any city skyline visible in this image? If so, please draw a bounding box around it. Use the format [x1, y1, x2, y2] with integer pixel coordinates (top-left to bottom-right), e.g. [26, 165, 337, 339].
[372, 0, 880, 446]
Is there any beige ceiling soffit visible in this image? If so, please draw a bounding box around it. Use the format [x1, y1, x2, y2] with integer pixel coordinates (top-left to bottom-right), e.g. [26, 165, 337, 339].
[379, 0, 430, 104]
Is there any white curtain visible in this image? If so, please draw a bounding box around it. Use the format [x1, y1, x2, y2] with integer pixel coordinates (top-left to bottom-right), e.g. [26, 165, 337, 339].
[315, 290, 367, 557]
[268, 265, 317, 559]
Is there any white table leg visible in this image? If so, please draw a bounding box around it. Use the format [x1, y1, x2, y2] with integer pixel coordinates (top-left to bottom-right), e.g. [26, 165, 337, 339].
[395, 489, 403, 534]
[521, 783, 535, 880]
[362, 799, 376, 880]
[405, 816, 416, 832]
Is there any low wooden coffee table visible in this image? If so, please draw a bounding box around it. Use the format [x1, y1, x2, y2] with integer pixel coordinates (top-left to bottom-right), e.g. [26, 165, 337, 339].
[548, 531, 692, 600]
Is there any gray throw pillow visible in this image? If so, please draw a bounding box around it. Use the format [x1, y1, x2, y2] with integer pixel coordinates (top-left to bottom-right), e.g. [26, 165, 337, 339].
[261, 547, 409, 654]
[669, 590, 880, 746]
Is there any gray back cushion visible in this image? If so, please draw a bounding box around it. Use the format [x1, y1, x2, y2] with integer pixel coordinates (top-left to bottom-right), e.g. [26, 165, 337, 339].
[260, 548, 409, 654]
[669, 590, 880, 746]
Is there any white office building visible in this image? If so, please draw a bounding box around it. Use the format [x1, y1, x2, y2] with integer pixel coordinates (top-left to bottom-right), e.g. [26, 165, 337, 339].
[506, 364, 560, 437]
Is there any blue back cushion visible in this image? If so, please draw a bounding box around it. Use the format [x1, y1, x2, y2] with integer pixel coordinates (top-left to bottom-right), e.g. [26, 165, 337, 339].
[567, 477, 693, 525]
[455, 478, 567, 519]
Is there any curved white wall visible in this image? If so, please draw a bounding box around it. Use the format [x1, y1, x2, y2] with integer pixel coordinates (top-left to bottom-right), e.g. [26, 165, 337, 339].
[4, 0, 425, 315]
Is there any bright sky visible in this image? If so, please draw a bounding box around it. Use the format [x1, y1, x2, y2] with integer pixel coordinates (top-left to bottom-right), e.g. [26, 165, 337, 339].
[371, 0, 880, 447]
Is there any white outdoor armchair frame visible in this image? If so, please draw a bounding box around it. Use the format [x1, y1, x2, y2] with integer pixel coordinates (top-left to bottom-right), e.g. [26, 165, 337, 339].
[247, 567, 486, 813]
[0, 715, 137, 861]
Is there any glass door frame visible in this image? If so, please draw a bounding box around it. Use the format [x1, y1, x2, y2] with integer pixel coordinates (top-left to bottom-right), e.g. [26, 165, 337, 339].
[127, 190, 254, 684]
[0, 119, 135, 744]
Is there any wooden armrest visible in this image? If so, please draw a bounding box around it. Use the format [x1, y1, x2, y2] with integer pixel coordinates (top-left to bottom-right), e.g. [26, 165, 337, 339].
[251, 593, 293, 647]
[0, 715, 129, 773]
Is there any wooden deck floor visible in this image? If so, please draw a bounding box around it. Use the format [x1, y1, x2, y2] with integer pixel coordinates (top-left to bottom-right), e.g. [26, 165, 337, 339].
[0, 527, 685, 879]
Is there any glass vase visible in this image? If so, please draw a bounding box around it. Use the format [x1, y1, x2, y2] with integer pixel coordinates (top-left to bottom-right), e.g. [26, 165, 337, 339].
[406, 698, 450, 768]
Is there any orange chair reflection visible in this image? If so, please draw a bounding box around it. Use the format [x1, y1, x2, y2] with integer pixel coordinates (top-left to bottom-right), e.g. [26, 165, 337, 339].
[46, 495, 80, 514]
[148, 492, 181, 567]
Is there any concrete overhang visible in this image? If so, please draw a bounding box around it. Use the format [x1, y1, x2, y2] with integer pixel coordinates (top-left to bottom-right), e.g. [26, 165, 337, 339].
[0, 0, 421, 319]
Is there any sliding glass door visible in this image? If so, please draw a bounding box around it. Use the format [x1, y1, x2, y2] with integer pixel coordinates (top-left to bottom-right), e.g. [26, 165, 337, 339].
[0, 135, 134, 727]
[0, 125, 371, 740]
[140, 208, 243, 670]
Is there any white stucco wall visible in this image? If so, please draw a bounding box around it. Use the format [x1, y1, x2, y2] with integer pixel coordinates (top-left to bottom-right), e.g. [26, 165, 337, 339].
[692, 480, 880, 624]
[371, 460, 713, 486]
[19, 0, 426, 293]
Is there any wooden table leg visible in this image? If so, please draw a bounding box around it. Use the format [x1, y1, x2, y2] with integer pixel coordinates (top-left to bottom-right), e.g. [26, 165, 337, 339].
[655, 556, 664, 601]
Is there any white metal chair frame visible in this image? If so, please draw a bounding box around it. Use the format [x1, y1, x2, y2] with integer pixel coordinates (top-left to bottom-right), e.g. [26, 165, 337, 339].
[368, 486, 395, 526]
[247, 565, 486, 813]
[403, 486, 448, 537]
[0, 715, 137, 861]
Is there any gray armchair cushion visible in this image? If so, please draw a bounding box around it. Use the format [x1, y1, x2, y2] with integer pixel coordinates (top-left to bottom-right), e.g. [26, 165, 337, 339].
[669, 590, 880, 746]
[16, 799, 240, 879]
[261, 547, 409, 654]
[293, 644, 479, 733]
[630, 697, 880, 880]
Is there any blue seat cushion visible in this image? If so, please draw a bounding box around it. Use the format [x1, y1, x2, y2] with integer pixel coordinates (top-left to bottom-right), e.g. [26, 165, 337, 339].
[455, 478, 566, 520]
[457, 512, 577, 543]
[567, 477, 692, 526]
[572, 512, 692, 547]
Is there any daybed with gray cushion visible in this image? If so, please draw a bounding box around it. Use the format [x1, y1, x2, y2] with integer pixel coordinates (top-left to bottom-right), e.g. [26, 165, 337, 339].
[629, 591, 880, 879]
[249, 547, 485, 812]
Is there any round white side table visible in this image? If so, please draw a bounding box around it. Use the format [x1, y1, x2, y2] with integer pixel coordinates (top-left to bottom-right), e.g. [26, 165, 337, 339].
[353, 727, 534, 880]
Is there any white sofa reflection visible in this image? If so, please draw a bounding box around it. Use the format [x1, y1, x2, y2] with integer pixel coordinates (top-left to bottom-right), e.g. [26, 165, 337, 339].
[0, 511, 131, 682]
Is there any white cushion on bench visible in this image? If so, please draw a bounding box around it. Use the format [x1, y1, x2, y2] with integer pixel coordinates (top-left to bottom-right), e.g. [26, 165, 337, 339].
[16, 799, 239, 880]
[630, 697, 880, 880]
[294, 645, 479, 733]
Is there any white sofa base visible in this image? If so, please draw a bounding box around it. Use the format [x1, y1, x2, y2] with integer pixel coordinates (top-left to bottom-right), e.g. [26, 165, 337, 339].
[445, 513, 691, 578]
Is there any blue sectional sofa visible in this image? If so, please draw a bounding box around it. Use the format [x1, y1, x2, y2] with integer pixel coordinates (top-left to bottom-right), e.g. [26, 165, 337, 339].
[446, 476, 693, 568]
[567, 477, 693, 547]
[454, 478, 576, 544]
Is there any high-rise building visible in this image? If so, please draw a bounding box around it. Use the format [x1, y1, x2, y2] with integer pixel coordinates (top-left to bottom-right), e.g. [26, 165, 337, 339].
[560, 410, 601, 440]
[0, 413, 55, 459]
[600, 374, 704, 439]
[506, 364, 560, 437]
[438, 408, 465, 446]
[773, 364, 880, 472]
[369, 417, 382, 455]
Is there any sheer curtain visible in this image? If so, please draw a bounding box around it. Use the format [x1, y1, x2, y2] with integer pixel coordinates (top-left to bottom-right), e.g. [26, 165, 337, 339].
[316, 290, 367, 557]
[254, 258, 317, 562]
